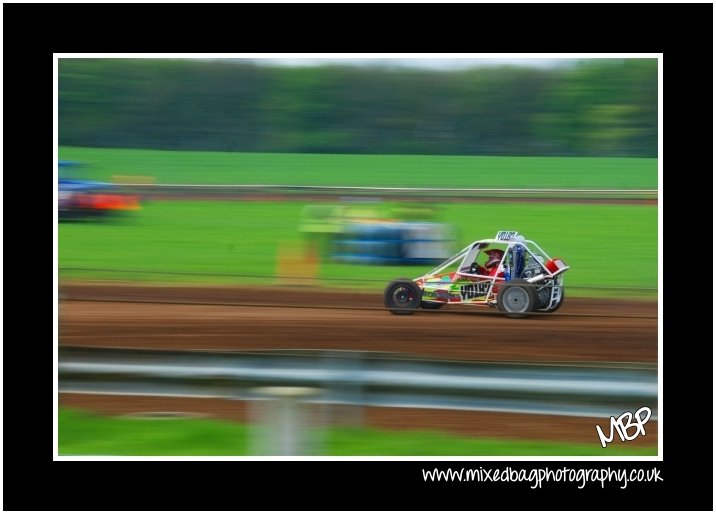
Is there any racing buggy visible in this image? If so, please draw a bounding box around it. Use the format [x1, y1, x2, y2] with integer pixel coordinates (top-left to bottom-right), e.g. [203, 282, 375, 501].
[384, 231, 569, 318]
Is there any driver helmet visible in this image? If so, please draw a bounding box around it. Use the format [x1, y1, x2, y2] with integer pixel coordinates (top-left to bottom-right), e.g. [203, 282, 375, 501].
[485, 249, 505, 269]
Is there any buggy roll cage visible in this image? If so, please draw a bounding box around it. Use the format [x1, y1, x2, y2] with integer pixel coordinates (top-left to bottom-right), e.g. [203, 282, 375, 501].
[416, 232, 569, 283]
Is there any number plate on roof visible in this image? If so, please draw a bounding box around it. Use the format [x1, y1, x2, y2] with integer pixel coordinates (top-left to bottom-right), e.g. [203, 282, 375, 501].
[495, 231, 519, 241]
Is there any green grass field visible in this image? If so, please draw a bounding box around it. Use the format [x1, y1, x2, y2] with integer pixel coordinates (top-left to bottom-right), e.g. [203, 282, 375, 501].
[59, 147, 657, 189]
[58, 200, 657, 294]
[58, 408, 656, 457]
[57, 149, 658, 457]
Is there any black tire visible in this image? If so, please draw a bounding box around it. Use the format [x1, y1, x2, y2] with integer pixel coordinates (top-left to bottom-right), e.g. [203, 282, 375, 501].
[420, 301, 444, 310]
[384, 279, 422, 315]
[497, 279, 537, 319]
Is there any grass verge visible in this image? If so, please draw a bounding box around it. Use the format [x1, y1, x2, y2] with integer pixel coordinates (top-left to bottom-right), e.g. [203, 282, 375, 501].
[58, 408, 656, 457]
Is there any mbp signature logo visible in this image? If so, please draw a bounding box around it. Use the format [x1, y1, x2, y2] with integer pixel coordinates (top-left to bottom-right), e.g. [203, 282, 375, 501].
[596, 407, 651, 448]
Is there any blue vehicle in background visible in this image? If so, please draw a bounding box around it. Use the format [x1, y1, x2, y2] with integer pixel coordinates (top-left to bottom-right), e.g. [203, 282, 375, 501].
[299, 201, 455, 266]
[331, 221, 454, 265]
[58, 160, 140, 220]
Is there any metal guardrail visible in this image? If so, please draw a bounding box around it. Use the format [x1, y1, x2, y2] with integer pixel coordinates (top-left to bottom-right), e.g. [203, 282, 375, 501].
[117, 183, 658, 200]
[59, 346, 658, 419]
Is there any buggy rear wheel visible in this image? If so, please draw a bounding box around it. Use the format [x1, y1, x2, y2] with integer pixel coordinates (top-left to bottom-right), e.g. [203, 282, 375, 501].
[384, 279, 422, 315]
[536, 285, 565, 313]
[497, 279, 537, 319]
[545, 288, 565, 313]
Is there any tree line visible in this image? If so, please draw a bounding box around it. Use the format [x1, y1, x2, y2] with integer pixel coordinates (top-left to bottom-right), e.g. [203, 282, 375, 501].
[59, 58, 657, 157]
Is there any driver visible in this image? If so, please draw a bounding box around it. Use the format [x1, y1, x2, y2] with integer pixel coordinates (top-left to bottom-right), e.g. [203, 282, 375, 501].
[469, 248, 505, 276]
[484, 249, 505, 277]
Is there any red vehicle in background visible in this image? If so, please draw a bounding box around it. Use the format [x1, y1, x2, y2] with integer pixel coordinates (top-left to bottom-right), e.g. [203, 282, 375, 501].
[58, 160, 140, 220]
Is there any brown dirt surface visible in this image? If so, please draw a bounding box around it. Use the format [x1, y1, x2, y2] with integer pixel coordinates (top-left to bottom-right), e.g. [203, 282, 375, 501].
[59, 282, 657, 363]
[58, 282, 658, 447]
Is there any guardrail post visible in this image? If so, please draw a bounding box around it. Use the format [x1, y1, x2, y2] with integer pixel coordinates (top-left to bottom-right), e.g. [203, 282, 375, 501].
[324, 351, 364, 428]
[249, 386, 323, 456]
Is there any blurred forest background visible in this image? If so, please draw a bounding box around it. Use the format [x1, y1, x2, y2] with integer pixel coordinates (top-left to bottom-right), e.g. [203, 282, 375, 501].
[59, 58, 657, 158]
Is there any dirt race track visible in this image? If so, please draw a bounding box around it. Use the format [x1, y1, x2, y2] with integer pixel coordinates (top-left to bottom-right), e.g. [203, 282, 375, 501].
[58, 283, 659, 447]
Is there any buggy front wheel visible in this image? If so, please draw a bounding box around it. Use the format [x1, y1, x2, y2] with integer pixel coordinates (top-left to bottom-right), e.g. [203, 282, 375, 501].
[384, 279, 422, 315]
